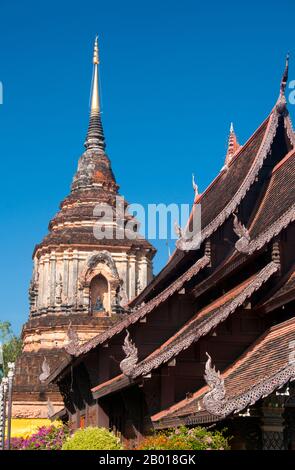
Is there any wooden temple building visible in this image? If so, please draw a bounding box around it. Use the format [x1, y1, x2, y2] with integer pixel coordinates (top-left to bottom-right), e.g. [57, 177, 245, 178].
[45, 55, 295, 450]
[12, 38, 155, 421]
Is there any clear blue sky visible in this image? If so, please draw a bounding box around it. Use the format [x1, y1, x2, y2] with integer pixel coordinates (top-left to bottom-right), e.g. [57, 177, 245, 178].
[0, 0, 294, 334]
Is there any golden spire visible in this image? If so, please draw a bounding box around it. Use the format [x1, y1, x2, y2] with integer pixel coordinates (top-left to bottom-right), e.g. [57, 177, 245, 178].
[84, 36, 105, 150]
[90, 35, 100, 114]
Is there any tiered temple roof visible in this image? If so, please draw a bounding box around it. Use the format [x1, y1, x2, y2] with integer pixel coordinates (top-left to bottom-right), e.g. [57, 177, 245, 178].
[153, 317, 295, 428]
[48, 56, 295, 449]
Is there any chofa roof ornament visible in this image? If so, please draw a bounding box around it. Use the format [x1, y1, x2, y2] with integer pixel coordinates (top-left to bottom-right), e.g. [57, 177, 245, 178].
[276, 53, 290, 115]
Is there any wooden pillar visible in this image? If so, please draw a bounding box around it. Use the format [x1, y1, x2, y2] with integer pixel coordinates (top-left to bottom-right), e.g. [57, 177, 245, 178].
[97, 400, 109, 428]
[161, 365, 175, 409]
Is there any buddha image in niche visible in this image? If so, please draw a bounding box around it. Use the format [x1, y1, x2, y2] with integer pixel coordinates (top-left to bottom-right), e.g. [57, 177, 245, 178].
[90, 274, 109, 312]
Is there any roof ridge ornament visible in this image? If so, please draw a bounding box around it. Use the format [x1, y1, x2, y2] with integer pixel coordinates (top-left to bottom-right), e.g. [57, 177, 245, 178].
[120, 330, 138, 377]
[280, 53, 289, 96]
[203, 353, 227, 415]
[39, 357, 50, 382]
[174, 221, 183, 239]
[224, 122, 241, 167]
[276, 54, 290, 115]
[233, 213, 251, 253]
[192, 173, 199, 199]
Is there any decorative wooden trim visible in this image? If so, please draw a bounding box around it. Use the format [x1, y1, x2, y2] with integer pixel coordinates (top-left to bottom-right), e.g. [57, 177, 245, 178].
[202, 354, 295, 418]
[131, 262, 278, 378]
[177, 109, 280, 251]
[233, 213, 251, 253]
[244, 204, 295, 255]
[120, 331, 138, 377]
[284, 113, 295, 147]
[204, 240, 212, 267]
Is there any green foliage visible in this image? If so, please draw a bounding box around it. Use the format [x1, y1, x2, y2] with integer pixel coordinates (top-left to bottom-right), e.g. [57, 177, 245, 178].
[137, 426, 231, 450]
[62, 427, 123, 450]
[0, 321, 22, 375]
[3, 337, 22, 375]
[0, 321, 12, 342]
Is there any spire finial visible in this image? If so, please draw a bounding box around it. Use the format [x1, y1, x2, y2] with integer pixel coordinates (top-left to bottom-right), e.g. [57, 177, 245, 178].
[224, 122, 240, 166]
[90, 35, 100, 114]
[93, 35, 99, 65]
[280, 53, 289, 95]
[84, 36, 105, 150]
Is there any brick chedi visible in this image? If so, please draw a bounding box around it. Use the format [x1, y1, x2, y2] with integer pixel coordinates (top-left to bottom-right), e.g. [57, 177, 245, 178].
[12, 37, 156, 420]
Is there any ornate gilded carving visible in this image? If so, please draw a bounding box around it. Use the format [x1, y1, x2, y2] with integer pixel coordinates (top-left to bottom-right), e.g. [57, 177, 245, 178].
[119, 330, 138, 377]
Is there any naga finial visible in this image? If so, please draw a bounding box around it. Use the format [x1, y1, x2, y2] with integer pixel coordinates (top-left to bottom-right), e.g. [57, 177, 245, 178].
[64, 321, 80, 355]
[233, 213, 250, 253]
[39, 357, 50, 382]
[174, 221, 183, 239]
[119, 330, 138, 377]
[202, 352, 226, 415]
[192, 173, 198, 197]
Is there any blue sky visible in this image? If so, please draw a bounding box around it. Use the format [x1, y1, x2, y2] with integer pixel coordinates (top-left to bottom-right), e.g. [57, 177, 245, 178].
[0, 0, 294, 333]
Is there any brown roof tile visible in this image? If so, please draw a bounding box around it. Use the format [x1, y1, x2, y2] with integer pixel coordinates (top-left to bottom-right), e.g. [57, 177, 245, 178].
[132, 262, 278, 378]
[90, 262, 278, 399]
[249, 150, 295, 239]
[153, 317, 295, 425]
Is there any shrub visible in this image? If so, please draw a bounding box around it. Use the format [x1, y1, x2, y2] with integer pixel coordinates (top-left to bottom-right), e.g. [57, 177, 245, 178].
[62, 427, 123, 450]
[9, 425, 69, 450]
[137, 426, 230, 450]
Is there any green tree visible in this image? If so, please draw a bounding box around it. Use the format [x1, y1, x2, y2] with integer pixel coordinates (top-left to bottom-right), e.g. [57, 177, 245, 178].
[0, 321, 22, 376]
